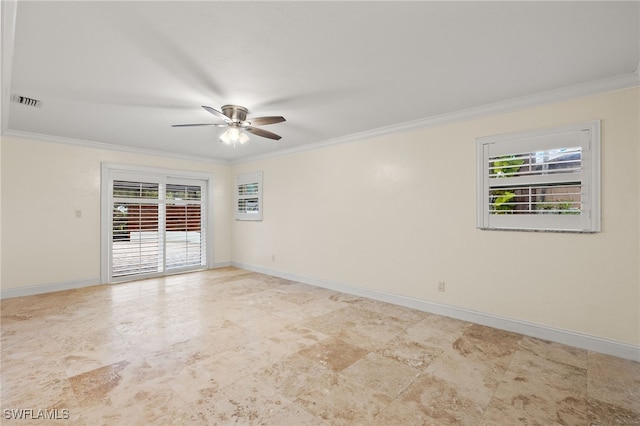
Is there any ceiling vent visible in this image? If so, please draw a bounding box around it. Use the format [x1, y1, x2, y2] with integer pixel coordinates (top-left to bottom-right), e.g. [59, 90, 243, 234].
[12, 94, 41, 108]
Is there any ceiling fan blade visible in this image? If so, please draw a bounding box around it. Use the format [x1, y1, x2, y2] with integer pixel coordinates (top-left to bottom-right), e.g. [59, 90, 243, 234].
[244, 126, 282, 140]
[171, 123, 226, 127]
[202, 105, 232, 123]
[247, 116, 286, 126]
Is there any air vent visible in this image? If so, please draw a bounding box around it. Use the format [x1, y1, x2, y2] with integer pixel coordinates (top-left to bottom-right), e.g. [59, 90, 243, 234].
[12, 94, 41, 108]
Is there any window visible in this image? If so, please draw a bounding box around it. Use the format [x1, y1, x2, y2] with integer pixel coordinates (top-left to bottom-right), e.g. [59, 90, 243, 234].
[102, 164, 213, 283]
[236, 171, 263, 221]
[477, 120, 600, 232]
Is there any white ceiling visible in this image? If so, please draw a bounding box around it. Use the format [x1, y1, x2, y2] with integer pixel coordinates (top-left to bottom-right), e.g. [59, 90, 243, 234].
[3, 1, 639, 163]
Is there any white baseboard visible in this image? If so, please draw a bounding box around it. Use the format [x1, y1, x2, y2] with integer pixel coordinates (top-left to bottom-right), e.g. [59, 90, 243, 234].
[233, 262, 640, 362]
[0, 263, 234, 300]
[3, 264, 637, 361]
[0, 277, 102, 299]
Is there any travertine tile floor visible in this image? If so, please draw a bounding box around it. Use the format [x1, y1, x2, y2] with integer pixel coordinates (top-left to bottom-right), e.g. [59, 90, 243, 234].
[1, 267, 639, 425]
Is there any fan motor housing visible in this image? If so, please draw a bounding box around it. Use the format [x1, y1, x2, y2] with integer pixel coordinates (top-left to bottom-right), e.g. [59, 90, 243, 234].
[222, 105, 248, 122]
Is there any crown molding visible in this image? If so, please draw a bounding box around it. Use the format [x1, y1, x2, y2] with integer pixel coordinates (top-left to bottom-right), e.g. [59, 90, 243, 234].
[2, 129, 231, 165]
[233, 71, 640, 165]
[3, 68, 637, 167]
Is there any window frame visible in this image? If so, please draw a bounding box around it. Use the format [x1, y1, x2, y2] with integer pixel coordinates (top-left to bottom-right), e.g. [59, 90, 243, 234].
[476, 120, 601, 233]
[101, 163, 215, 284]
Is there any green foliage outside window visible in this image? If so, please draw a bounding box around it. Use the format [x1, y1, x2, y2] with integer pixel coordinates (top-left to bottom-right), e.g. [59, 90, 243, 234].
[490, 156, 524, 213]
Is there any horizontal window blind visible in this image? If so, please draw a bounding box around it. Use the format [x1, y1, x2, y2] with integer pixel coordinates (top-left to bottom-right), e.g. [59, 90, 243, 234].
[238, 198, 259, 214]
[489, 183, 582, 214]
[489, 147, 582, 179]
[165, 183, 206, 270]
[488, 147, 583, 216]
[112, 181, 162, 278]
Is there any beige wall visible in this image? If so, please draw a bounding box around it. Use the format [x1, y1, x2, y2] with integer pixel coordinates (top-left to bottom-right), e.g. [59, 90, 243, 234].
[232, 87, 640, 346]
[1, 88, 638, 346]
[1, 138, 232, 289]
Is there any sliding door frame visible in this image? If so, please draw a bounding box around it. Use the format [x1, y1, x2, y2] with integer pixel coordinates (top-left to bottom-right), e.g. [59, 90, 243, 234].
[100, 162, 215, 284]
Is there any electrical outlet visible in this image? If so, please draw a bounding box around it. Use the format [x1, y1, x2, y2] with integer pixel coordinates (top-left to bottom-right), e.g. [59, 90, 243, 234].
[271, 254, 276, 262]
[438, 281, 445, 292]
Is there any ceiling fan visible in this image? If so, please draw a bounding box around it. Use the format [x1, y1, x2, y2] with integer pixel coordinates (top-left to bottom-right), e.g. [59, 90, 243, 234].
[172, 105, 285, 144]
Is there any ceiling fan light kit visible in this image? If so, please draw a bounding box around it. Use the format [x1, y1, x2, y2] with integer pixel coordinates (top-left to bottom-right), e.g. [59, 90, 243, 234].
[172, 104, 285, 147]
[220, 126, 250, 145]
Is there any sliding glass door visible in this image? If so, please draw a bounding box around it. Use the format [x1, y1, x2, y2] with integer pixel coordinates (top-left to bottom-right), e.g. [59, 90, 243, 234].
[165, 180, 206, 271]
[104, 167, 209, 282]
